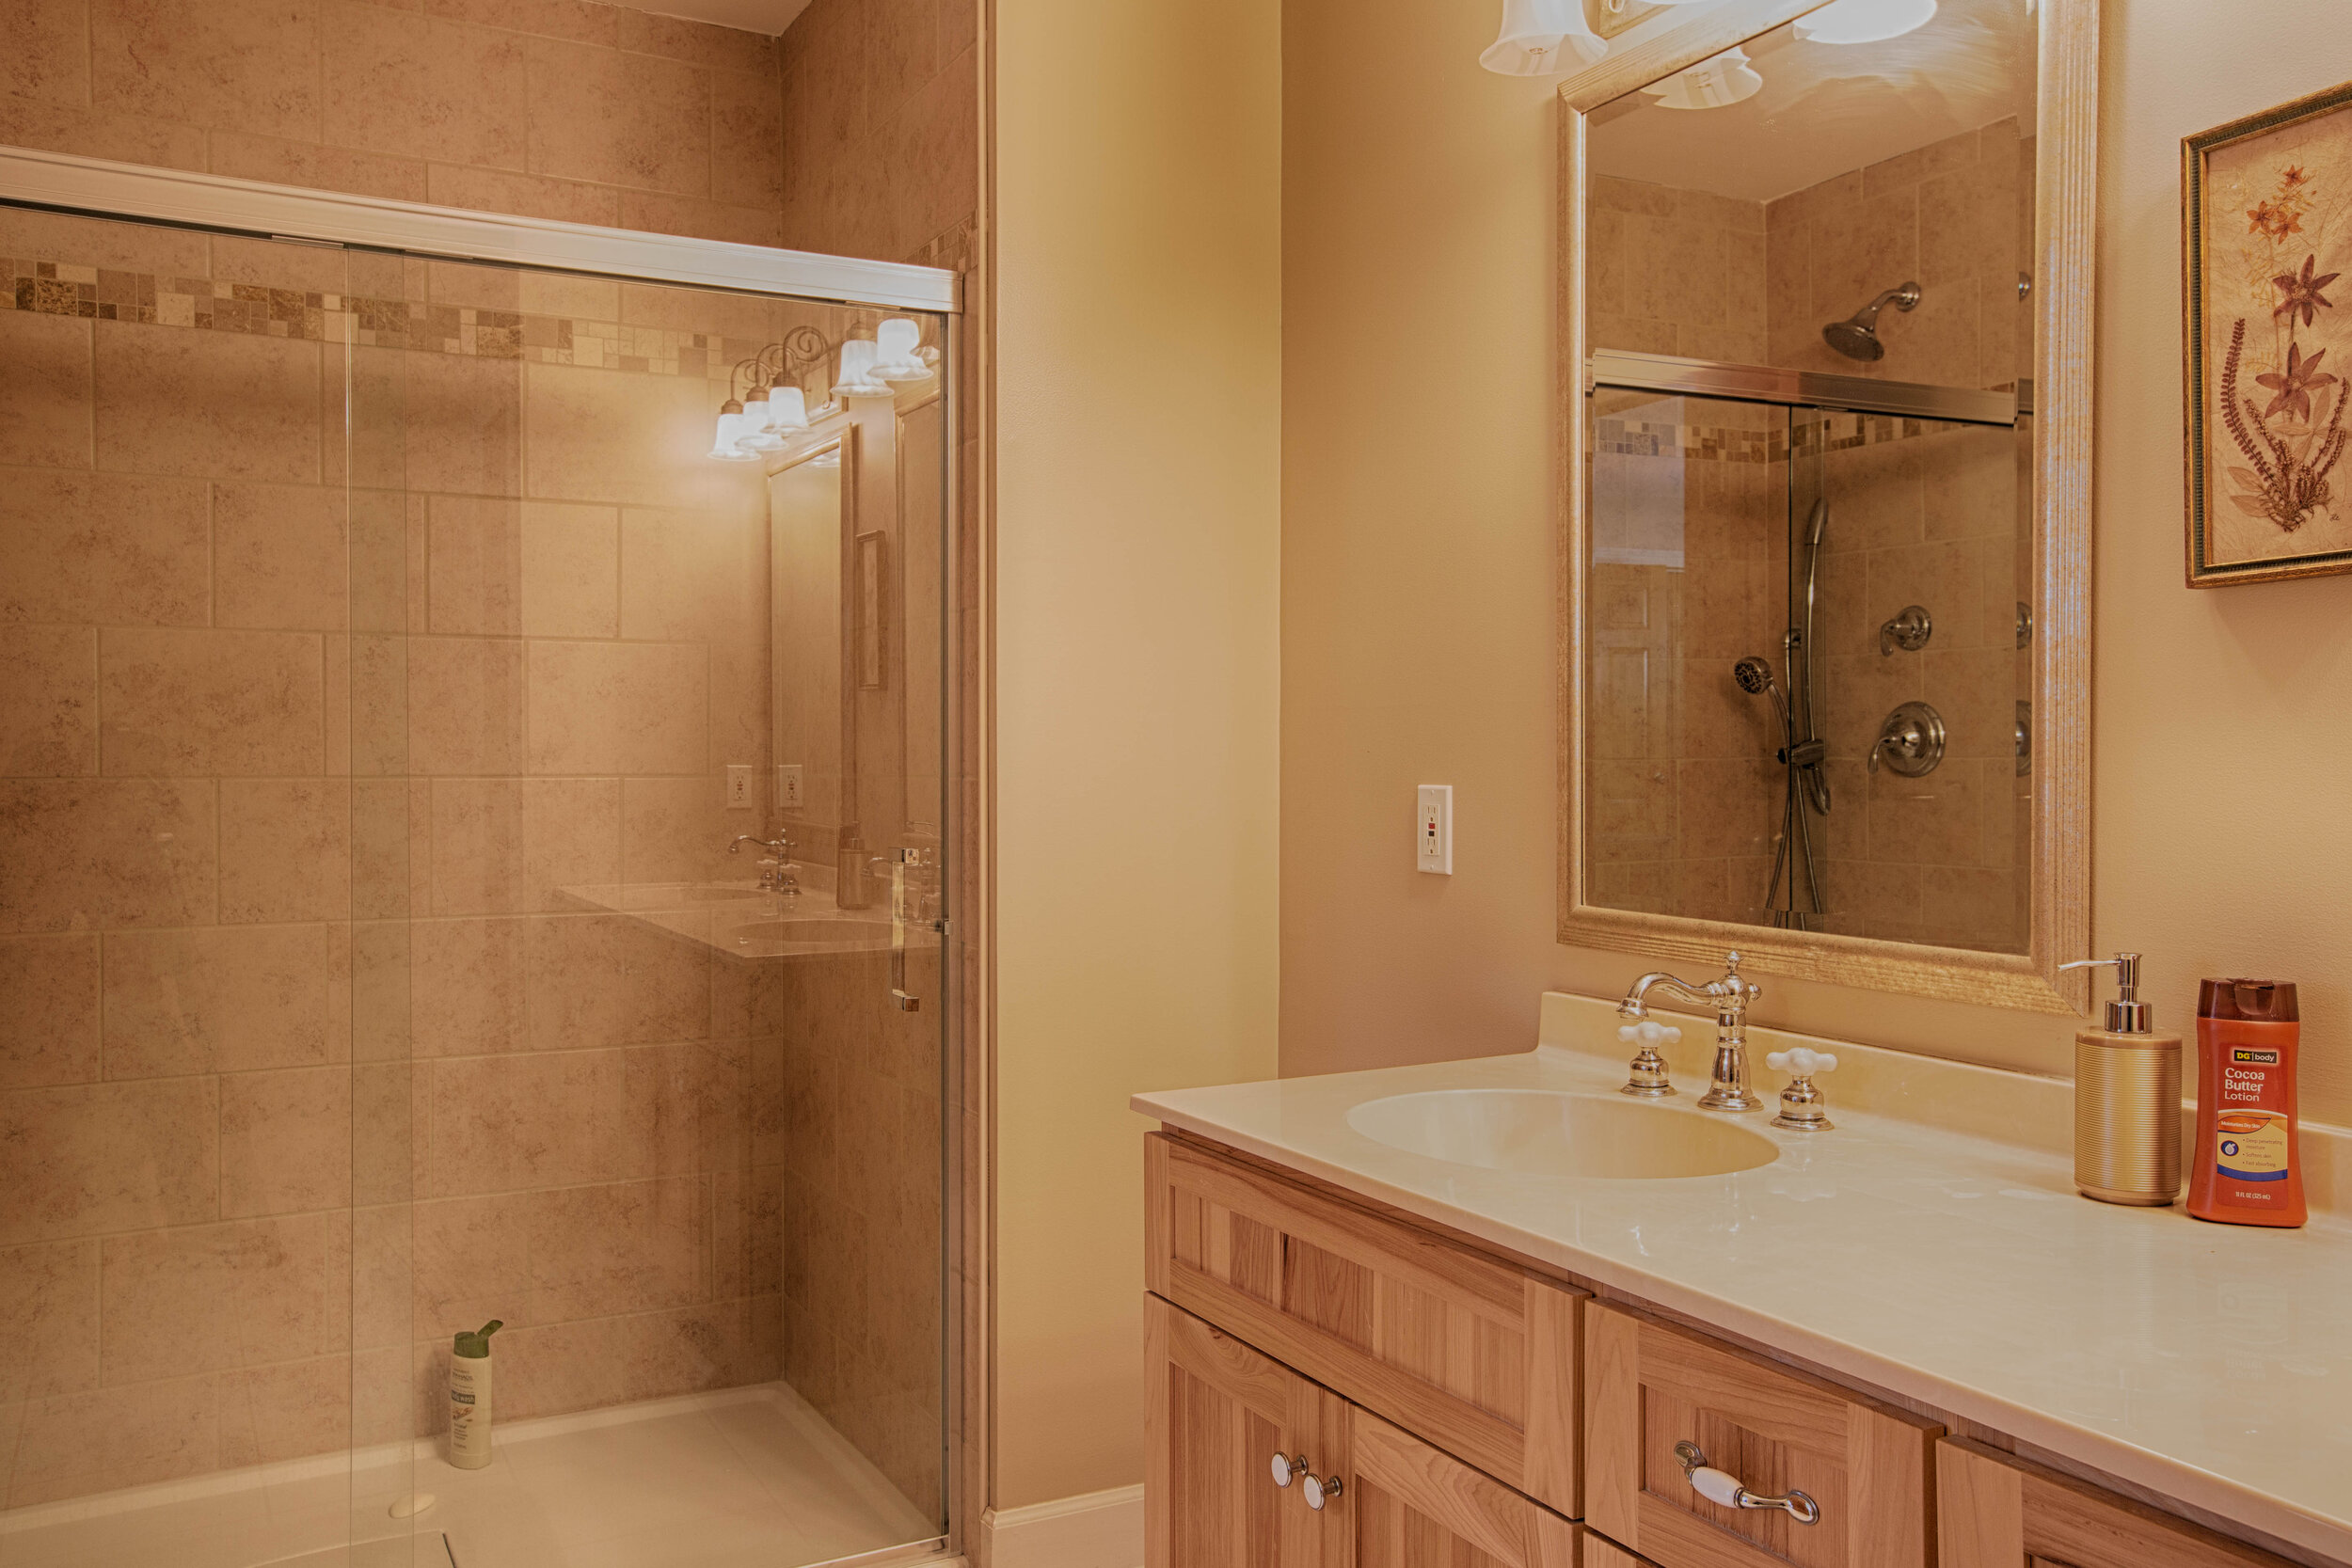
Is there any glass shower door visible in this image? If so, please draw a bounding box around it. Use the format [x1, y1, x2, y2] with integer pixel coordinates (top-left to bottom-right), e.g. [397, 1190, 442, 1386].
[0, 198, 953, 1568]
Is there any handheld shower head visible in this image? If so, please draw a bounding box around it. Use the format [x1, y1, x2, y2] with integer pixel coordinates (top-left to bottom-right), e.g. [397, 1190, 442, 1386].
[1732, 657, 1775, 696]
[1821, 281, 1922, 362]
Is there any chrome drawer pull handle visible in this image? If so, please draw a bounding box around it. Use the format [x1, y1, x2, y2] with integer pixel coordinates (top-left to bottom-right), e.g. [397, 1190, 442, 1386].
[1674, 1442, 1820, 1526]
[1271, 1452, 1309, 1488]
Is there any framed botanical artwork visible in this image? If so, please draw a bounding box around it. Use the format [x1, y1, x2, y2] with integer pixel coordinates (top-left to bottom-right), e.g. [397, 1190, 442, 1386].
[2185, 80, 2352, 586]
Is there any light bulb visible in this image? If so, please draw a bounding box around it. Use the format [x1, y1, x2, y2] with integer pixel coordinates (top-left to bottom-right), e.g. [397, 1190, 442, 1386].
[833, 339, 892, 398]
[1793, 0, 1937, 44]
[707, 401, 757, 462]
[872, 318, 932, 380]
[1480, 0, 1604, 75]
[1637, 46, 1763, 109]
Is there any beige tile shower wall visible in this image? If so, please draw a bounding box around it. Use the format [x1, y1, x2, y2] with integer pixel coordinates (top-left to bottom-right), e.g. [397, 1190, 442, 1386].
[1805, 419, 2031, 952]
[0, 0, 786, 245]
[1764, 119, 2029, 389]
[1587, 396, 1787, 925]
[0, 210, 788, 1509]
[775, 945, 944, 1524]
[1588, 176, 1768, 364]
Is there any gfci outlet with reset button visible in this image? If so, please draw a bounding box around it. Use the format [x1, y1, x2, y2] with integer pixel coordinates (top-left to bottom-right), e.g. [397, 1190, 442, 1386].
[1417, 785, 1452, 875]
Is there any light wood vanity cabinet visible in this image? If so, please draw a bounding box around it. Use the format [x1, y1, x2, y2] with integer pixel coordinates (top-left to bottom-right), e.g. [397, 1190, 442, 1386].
[1147, 1294, 1581, 1568]
[1145, 1134, 2308, 1568]
[1146, 1132, 1586, 1519]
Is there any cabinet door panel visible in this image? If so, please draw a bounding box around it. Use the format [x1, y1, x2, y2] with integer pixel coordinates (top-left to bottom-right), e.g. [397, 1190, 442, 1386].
[1583, 1303, 1939, 1568]
[1148, 1294, 1346, 1568]
[1935, 1438, 2295, 1568]
[1351, 1408, 1580, 1568]
[1148, 1132, 1587, 1518]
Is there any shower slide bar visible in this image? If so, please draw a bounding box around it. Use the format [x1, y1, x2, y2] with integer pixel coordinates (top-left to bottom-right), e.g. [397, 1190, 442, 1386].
[0, 146, 959, 314]
[1587, 349, 2029, 428]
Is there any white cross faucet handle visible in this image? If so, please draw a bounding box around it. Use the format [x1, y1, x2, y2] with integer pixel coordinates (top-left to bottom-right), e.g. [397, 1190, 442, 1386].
[1765, 1047, 1836, 1077]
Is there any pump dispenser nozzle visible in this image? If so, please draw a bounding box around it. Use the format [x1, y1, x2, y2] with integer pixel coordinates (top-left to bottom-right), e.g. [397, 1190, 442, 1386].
[2060, 951, 2152, 1034]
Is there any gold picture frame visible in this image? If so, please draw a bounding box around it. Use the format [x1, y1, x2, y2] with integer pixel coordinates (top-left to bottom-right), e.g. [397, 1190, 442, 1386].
[2185, 80, 2352, 588]
[1553, 0, 2100, 1016]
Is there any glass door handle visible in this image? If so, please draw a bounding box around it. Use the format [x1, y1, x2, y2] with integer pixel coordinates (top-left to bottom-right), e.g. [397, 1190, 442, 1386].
[889, 849, 920, 1012]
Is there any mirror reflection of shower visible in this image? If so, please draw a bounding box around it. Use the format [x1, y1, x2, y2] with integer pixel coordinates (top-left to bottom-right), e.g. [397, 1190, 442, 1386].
[1737, 498, 1833, 930]
[1821, 281, 1922, 361]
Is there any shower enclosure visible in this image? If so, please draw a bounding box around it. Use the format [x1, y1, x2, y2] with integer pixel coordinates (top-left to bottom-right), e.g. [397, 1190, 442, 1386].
[0, 150, 960, 1568]
[1585, 352, 2032, 952]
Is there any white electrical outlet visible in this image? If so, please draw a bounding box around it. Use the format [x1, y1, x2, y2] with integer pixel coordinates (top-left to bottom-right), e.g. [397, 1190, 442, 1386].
[776, 764, 805, 810]
[725, 766, 754, 809]
[1417, 784, 1453, 874]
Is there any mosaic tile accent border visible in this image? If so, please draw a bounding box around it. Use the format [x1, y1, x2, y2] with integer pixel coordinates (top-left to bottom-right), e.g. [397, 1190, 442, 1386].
[5, 256, 778, 378]
[1595, 410, 2001, 463]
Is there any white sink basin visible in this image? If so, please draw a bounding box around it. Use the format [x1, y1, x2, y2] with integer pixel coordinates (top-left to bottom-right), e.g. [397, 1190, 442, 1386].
[1346, 1089, 1778, 1180]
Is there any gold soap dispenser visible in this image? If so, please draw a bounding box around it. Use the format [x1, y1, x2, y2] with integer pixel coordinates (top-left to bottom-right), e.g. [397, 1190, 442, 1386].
[2059, 951, 2182, 1206]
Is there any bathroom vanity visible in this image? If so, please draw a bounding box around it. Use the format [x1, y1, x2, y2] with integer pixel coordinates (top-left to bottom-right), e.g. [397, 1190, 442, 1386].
[1134, 995, 2352, 1568]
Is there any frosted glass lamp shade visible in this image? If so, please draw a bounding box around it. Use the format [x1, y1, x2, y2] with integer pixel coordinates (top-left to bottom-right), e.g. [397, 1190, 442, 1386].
[872, 317, 931, 381]
[737, 388, 785, 450]
[1637, 46, 1763, 109]
[1479, 0, 1604, 75]
[1794, 0, 1937, 43]
[707, 401, 757, 461]
[832, 339, 893, 398]
[765, 385, 810, 433]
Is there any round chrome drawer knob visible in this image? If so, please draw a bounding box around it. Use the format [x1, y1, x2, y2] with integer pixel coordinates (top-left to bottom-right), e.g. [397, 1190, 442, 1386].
[1303, 1472, 1344, 1512]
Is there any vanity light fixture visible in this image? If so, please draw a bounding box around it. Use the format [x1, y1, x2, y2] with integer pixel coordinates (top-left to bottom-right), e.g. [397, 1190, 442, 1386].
[1637, 46, 1763, 109]
[832, 338, 895, 398]
[1792, 0, 1937, 44]
[707, 399, 759, 462]
[870, 316, 935, 381]
[737, 385, 786, 451]
[1479, 0, 1605, 76]
[708, 322, 913, 461]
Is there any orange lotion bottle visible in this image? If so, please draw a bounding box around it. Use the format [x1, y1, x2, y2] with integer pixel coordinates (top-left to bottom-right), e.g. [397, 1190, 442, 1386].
[2189, 978, 2305, 1227]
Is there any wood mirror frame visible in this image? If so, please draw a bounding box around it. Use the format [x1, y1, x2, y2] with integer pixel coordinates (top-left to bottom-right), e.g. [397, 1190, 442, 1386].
[1553, 0, 2099, 1014]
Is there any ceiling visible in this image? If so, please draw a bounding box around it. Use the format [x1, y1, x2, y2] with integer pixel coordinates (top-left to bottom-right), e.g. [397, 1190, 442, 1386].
[1586, 0, 2038, 204]
[637, 0, 814, 36]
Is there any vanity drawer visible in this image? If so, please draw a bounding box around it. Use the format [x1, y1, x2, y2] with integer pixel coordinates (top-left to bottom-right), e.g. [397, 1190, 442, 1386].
[1146, 1132, 1588, 1519]
[1584, 1302, 1940, 1568]
[1936, 1437, 2296, 1568]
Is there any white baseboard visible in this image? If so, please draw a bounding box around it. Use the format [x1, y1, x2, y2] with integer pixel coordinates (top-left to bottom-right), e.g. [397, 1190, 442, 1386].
[981, 1484, 1144, 1568]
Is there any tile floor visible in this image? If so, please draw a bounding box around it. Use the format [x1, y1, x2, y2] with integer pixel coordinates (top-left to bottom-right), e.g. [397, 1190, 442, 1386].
[0, 1385, 935, 1568]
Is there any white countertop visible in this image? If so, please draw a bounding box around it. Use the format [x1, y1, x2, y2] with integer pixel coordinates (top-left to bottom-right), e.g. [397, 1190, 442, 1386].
[1131, 994, 2352, 1565]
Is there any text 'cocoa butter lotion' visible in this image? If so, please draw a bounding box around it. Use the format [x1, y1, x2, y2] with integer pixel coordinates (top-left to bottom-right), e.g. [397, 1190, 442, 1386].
[2191, 979, 2307, 1227]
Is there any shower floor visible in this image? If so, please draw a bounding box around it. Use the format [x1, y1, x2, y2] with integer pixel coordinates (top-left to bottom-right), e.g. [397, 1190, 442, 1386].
[0, 1384, 935, 1568]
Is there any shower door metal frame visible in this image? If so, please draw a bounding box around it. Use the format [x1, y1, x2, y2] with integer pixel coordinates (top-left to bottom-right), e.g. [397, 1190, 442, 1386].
[1586, 349, 2032, 427]
[1554, 0, 2099, 1017]
[0, 146, 959, 312]
[0, 146, 972, 1567]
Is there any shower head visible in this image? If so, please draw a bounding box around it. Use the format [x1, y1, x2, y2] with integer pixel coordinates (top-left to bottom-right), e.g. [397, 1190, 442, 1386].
[1821, 281, 1922, 361]
[1734, 655, 1794, 744]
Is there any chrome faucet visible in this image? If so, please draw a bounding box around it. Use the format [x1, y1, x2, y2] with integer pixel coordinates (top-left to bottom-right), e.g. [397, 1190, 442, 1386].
[729, 833, 800, 897]
[1616, 952, 1764, 1111]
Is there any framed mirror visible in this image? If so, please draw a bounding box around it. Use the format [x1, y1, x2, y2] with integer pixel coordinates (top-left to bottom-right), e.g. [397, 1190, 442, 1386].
[1556, 0, 2096, 1012]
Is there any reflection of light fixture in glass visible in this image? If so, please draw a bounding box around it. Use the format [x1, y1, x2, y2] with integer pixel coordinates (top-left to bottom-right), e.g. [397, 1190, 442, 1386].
[833, 339, 893, 397]
[737, 386, 785, 451]
[872, 317, 932, 381]
[1478, 0, 1604, 75]
[1793, 0, 1936, 43]
[1637, 46, 1763, 109]
[810, 449, 841, 468]
[707, 400, 757, 461]
[764, 384, 810, 435]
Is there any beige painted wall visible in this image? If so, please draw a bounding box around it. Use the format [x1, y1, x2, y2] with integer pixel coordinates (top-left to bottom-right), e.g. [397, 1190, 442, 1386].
[990, 0, 1283, 1512]
[1280, 0, 2352, 1131]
